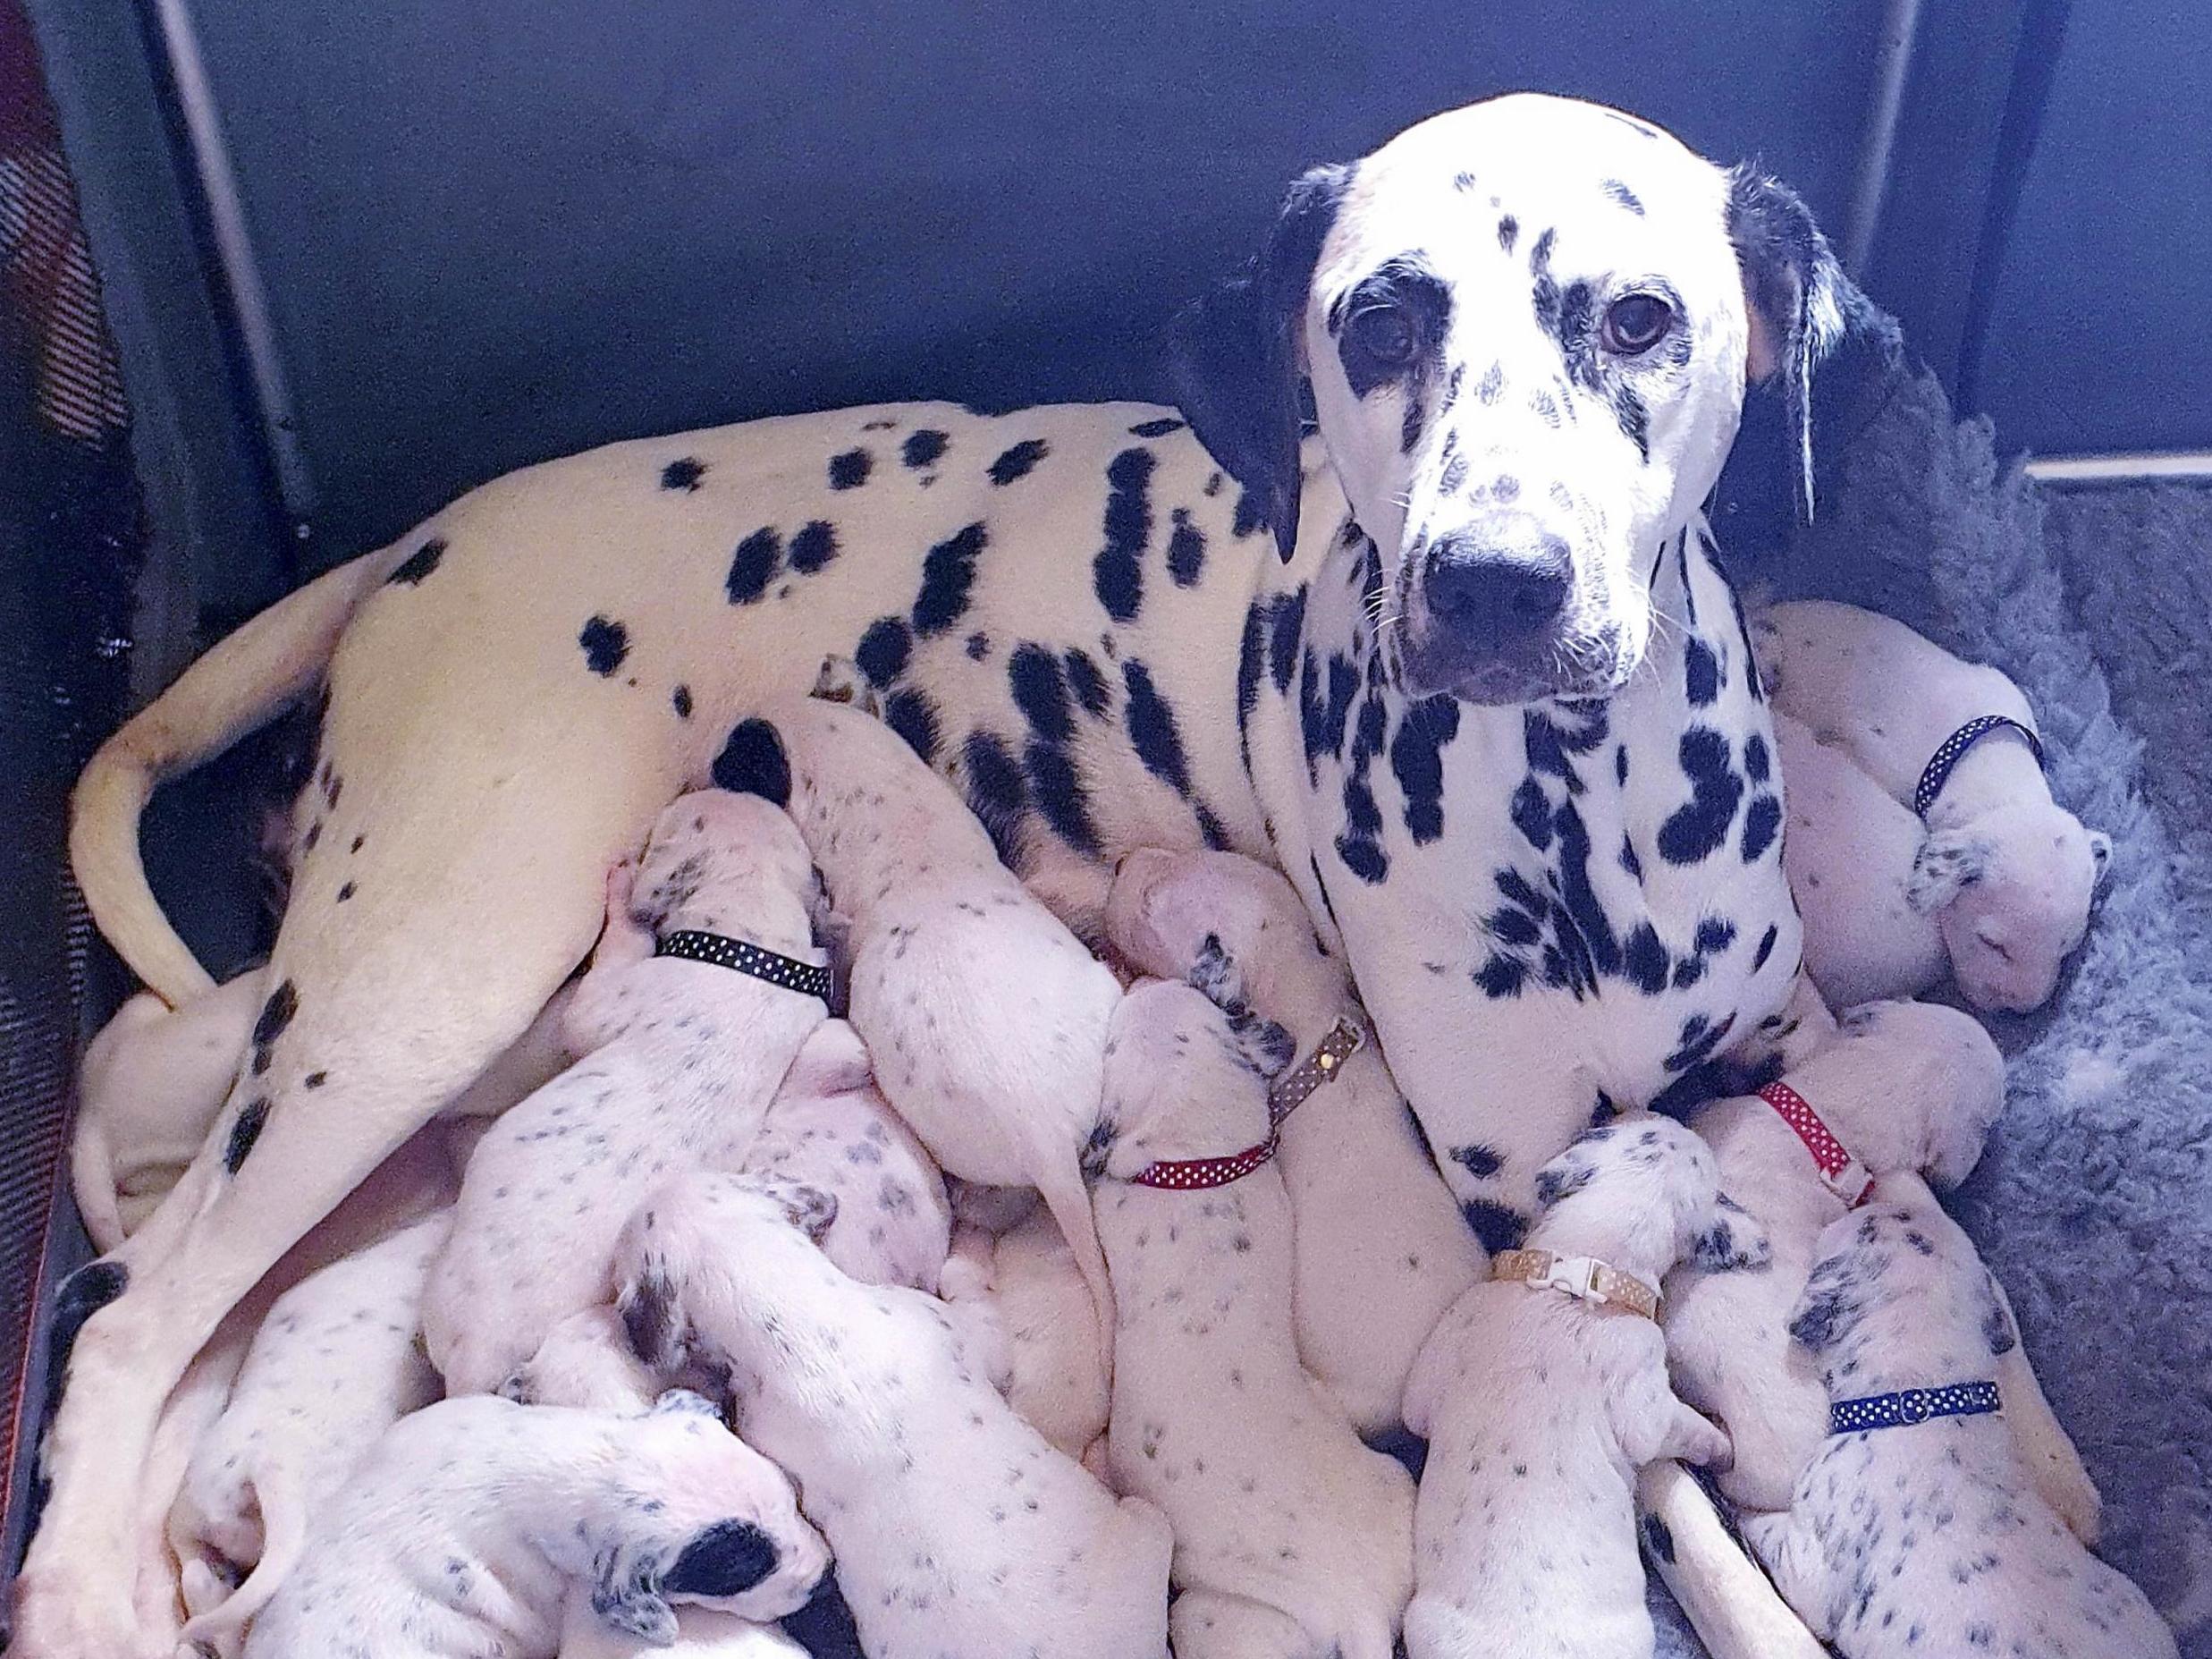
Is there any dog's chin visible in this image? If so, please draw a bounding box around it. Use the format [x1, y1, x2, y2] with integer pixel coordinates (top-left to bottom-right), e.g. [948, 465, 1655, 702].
[1399, 633, 1635, 707]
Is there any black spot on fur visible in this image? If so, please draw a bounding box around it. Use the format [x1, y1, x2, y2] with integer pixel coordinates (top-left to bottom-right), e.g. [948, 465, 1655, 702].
[254, 979, 300, 1049]
[712, 719, 791, 808]
[856, 617, 913, 687]
[1063, 648, 1110, 717]
[828, 448, 872, 489]
[884, 688, 941, 765]
[961, 731, 1029, 868]
[1399, 391, 1425, 454]
[1336, 831, 1389, 885]
[1093, 447, 1154, 623]
[1602, 179, 1645, 216]
[988, 437, 1049, 485]
[1752, 923, 1779, 970]
[789, 520, 839, 574]
[1684, 638, 1721, 706]
[1658, 727, 1745, 865]
[1231, 487, 1264, 539]
[665, 1519, 779, 1596]
[1027, 741, 1101, 855]
[661, 457, 706, 491]
[1642, 1513, 1676, 1563]
[912, 523, 987, 637]
[1122, 660, 1192, 794]
[1624, 922, 1669, 995]
[1460, 1199, 1528, 1253]
[1665, 1011, 1737, 1074]
[901, 429, 949, 470]
[47, 1259, 128, 1380]
[1510, 777, 1553, 850]
[304, 1071, 327, 1088]
[621, 1263, 683, 1368]
[1167, 509, 1207, 588]
[386, 537, 445, 585]
[335, 881, 355, 902]
[1128, 416, 1185, 437]
[966, 631, 992, 662]
[671, 684, 693, 719]
[1451, 1144, 1503, 1179]
[578, 616, 630, 674]
[1009, 645, 1074, 742]
[224, 1099, 270, 1173]
[1267, 587, 1307, 694]
[1497, 214, 1518, 252]
[726, 528, 781, 604]
[1741, 793, 1783, 861]
[1743, 732, 1771, 784]
[1236, 603, 1266, 770]
[1389, 695, 1460, 844]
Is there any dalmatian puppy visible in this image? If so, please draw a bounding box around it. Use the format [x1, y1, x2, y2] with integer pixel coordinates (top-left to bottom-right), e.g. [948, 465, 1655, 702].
[1400, 1115, 1759, 1659]
[1755, 599, 2110, 1011]
[1105, 846, 1486, 1435]
[168, 1210, 450, 1654]
[72, 968, 580, 1254]
[1744, 1190, 2178, 1658]
[1771, 713, 1947, 1009]
[556, 1593, 806, 1658]
[241, 1389, 828, 1658]
[1663, 998, 2005, 1512]
[38, 93, 1867, 1656]
[422, 789, 829, 1393]
[739, 1016, 952, 1291]
[713, 690, 1120, 1337]
[938, 1210, 1111, 1464]
[1095, 977, 1415, 1659]
[615, 1171, 1175, 1659]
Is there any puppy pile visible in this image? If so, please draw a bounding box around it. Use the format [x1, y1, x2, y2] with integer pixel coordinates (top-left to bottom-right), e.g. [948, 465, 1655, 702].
[76, 613, 2174, 1659]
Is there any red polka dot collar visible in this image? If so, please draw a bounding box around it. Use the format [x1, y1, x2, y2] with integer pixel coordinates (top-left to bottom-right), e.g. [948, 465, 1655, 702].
[1757, 1079, 1873, 1206]
[1129, 1014, 1367, 1192]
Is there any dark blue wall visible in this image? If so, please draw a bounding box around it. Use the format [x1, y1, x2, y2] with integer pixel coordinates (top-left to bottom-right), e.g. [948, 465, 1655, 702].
[162, 1, 1887, 567]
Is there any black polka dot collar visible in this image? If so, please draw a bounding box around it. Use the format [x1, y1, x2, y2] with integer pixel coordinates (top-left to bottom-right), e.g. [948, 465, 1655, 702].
[1829, 1379, 2000, 1435]
[654, 928, 832, 1003]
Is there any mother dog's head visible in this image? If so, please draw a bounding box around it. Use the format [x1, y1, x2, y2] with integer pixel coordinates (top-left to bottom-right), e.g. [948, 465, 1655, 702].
[1174, 92, 1862, 705]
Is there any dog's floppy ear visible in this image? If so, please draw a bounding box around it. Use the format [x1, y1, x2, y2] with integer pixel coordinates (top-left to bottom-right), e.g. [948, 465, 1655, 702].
[750, 1176, 839, 1245]
[619, 1252, 691, 1373]
[663, 1518, 780, 1599]
[1182, 932, 1297, 1077]
[1691, 1190, 1773, 1272]
[591, 1544, 679, 1645]
[1533, 1127, 1608, 1209]
[1906, 829, 1989, 913]
[1169, 163, 1353, 563]
[1786, 1232, 1879, 1353]
[1727, 165, 1865, 524]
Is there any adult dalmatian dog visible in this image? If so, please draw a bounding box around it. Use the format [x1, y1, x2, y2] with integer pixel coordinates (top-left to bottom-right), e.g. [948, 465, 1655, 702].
[24, 91, 1862, 1655]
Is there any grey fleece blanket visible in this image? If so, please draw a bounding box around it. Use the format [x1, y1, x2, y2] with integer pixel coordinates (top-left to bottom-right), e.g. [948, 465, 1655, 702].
[1647, 358, 2212, 1654]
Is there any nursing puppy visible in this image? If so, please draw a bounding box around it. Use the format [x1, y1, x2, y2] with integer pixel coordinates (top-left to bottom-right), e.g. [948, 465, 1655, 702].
[615, 1171, 1175, 1659]
[1664, 998, 2005, 1514]
[1746, 1192, 2177, 1658]
[423, 790, 828, 1392]
[713, 689, 1120, 1337]
[1401, 1115, 1757, 1659]
[1754, 600, 2110, 1012]
[1106, 847, 1487, 1435]
[1771, 713, 1947, 1009]
[1096, 978, 1415, 1659]
[244, 1391, 826, 1659]
[939, 1209, 1112, 1464]
[170, 1211, 451, 1655]
[741, 1017, 951, 1291]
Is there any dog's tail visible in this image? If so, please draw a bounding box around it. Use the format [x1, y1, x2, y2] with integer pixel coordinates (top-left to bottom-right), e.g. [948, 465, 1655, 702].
[1038, 1161, 1118, 1360]
[71, 546, 399, 1005]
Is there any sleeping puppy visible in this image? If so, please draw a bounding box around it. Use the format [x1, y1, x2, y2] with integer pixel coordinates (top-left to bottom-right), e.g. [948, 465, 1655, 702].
[1771, 713, 1949, 1009]
[243, 1390, 829, 1659]
[714, 686, 1120, 1340]
[1754, 600, 2110, 1012]
[1401, 1115, 1759, 1659]
[1104, 848, 1487, 1435]
[1663, 998, 2006, 1513]
[740, 1017, 951, 1291]
[615, 1171, 1174, 1659]
[1745, 1190, 2177, 1658]
[938, 1208, 1112, 1465]
[169, 1212, 451, 1656]
[423, 790, 829, 1393]
[1095, 977, 1415, 1659]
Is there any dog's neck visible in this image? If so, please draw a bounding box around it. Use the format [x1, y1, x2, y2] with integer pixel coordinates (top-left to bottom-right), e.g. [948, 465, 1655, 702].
[1524, 1187, 1682, 1287]
[658, 885, 816, 960]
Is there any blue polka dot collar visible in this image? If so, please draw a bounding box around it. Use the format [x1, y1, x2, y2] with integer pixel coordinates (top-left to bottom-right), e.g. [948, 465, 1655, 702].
[1829, 1379, 2001, 1435]
[1914, 715, 2045, 817]
[655, 928, 833, 1003]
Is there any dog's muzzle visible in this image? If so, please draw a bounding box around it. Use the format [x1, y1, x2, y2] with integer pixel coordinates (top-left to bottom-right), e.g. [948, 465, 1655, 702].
[1400, 518, 1619, 704]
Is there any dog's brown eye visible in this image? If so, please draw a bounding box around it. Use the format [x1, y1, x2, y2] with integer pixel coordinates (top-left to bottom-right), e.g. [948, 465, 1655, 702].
[1601, 293, 1673, 354]
[1346, 304, 1418, 369]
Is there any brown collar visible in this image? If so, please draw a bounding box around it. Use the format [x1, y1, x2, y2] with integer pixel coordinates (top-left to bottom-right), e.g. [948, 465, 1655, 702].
[1491, 1248, 1661, 1320]
[1128, 1012, 1367, 1193]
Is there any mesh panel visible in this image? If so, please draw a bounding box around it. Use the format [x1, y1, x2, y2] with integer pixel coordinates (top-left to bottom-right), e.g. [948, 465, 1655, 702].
[0, 0, 144, 1572]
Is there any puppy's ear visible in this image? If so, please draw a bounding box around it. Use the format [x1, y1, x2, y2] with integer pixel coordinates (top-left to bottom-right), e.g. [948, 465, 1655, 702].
[1168, 163, 1353, 563]
[591, 1545, 679, 1645]
[662, 1519, 780, 1599]
[1186, 932, 1250, 1011]
[1227, 1008, 1297, 1080]
[1976, 1267, 2020, 1358]
[1691, 1190, 1773, 1272]
[752, 1177, 839, 1245]
[1786, 1243, 1878, 1353]
[1906, 830, 1988, 913]
[1533, 1131, 1606, 1209]
[1726, 165, 1868, 523]
[619, 1253, 690, 1374]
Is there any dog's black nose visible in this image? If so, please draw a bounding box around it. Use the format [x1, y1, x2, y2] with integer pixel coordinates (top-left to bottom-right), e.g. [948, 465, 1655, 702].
[1423, 527, 1571, 648]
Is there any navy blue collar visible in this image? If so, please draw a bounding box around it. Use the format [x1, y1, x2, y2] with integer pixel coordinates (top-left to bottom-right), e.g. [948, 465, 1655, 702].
[654, 929, 832, 1003]
[1830, 1379, 2000, 1435]
[1914, 716, 2045, 817]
